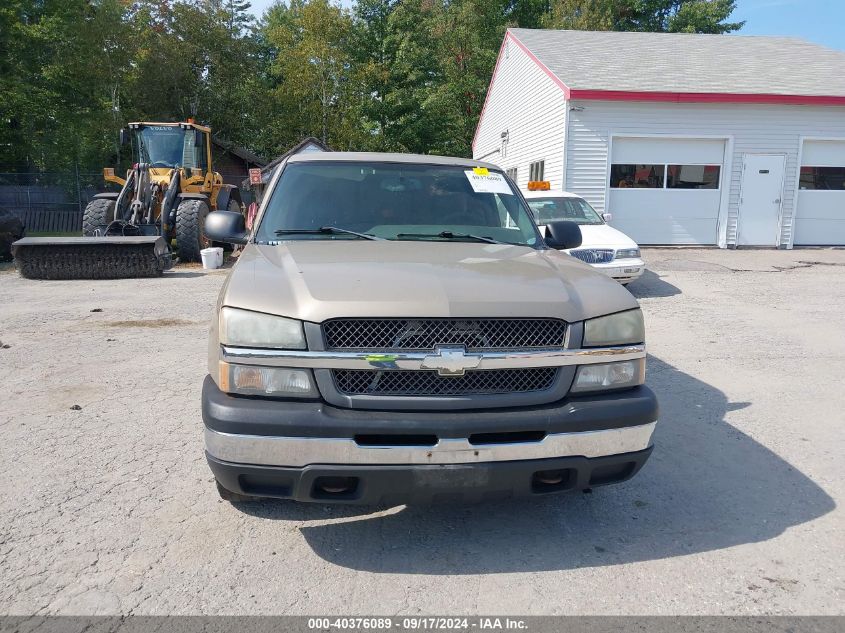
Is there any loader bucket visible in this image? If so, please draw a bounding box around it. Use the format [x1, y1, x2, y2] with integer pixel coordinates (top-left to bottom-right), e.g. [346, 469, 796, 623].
[11, 236, 173, 280]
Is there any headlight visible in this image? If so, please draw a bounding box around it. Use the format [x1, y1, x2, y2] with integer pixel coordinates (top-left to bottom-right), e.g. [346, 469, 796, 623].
[615, 248, 640, 259]
[571, 359, 645, 393]
[583, 309, 644, 347]
[219, 361, 318, 398]
[220, 307, 306, 349]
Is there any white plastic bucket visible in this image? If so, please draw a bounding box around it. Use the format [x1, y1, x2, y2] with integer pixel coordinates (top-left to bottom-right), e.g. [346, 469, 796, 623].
[201, 247, 223, 270]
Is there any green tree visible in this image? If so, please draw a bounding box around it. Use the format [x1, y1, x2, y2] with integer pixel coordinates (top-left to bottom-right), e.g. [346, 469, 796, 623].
[125, 0, 263, 146]
[261, 0, 362, 152]
[425, 0, 509, 156]
[504, 0, 551, 29]
[0, 0, 131, 172]
[348, 0, 400, 150]
[351, 0, 508, 156]
[544, 0, 743, 33]
[1, 0, 747, 170]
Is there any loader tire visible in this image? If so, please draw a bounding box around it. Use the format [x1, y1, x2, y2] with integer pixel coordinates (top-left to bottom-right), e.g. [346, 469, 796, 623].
[82, 198, 115, 236]
[175, 198, 210, 263]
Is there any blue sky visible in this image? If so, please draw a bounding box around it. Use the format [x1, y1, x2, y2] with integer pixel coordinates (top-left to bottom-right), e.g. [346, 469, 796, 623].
[733, 0, 844, 50]
[246, 0, 845, 51]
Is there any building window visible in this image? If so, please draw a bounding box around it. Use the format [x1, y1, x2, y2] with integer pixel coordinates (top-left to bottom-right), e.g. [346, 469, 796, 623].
[800, 166, 845, 190]
[610, 164, 665, 188]
[529, 160, 545, 182]
[506, 167, 517, 181]
[667, 165, 721, 189]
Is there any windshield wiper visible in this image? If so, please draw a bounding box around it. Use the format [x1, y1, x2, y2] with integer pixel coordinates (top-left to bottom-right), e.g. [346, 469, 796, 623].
[395, 231, 504, 245]
[274, 226, 382, 240]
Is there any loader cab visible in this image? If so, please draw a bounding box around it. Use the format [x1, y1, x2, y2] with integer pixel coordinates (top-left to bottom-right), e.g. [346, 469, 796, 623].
[128, 122, 211, 177]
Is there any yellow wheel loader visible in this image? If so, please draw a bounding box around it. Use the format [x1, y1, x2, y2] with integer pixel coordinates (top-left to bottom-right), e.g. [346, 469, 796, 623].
[12, 120, 244, 279]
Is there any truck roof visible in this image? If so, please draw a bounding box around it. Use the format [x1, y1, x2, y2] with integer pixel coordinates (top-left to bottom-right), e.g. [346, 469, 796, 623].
[287, 151, 501, 170]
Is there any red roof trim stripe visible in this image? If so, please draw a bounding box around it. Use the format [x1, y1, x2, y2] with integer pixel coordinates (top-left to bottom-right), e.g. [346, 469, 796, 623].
[472, 31, 571, 152]
[506, 31, 572, 98]
[569, 89, 845, 106]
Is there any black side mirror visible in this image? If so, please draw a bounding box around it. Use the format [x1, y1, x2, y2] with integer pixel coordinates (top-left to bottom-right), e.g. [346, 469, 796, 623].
[205, 210, 248, 245]
[119, 128, 128, 146]
[544, 221, 582, 250]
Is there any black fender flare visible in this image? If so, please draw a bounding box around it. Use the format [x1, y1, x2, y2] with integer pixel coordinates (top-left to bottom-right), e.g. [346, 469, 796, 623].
[93, 192, 119, 200]
[176, 192, 210, 207]
[215, 185, 243, 212]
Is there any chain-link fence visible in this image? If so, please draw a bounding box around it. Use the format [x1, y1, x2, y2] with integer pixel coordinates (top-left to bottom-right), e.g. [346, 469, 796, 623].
[0, 171, 119, 234]
[0, 169, 253, 235]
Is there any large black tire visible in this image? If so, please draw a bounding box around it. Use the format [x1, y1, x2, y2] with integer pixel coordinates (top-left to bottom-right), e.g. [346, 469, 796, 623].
[175, 198, 210, 262]
[0, 207, 24, 261]
[82, 198, 115, 236]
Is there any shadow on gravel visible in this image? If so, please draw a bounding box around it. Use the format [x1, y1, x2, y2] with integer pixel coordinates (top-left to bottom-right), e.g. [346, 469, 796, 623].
[626, 269, 681, 299]
[238, 356, 834, 573]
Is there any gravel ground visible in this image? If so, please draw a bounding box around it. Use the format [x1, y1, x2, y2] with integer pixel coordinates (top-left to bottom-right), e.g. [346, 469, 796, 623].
[0, 248, 843, 616]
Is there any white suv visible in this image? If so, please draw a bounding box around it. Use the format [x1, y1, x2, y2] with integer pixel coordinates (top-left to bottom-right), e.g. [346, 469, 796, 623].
[524, 189, 644, 285]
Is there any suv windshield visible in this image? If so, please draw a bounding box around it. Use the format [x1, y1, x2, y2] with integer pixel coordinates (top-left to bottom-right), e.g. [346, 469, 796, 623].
[527, 196, 604, 226]
[255, 162, 540, 247]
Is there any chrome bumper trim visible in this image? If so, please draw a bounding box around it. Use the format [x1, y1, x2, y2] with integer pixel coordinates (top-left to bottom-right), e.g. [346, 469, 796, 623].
[204, 422, 656, 467]
[221, 344, 646, 371]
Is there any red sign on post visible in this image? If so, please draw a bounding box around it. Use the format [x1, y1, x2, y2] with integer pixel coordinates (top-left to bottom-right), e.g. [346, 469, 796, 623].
[249, 168, 262, 185]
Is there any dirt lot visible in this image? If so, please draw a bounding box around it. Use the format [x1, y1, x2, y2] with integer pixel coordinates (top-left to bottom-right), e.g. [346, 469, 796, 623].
[0, 249, 843, 615]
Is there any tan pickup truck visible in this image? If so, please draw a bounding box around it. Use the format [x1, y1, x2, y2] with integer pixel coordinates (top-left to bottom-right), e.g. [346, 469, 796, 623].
[202, 152, 657, 504]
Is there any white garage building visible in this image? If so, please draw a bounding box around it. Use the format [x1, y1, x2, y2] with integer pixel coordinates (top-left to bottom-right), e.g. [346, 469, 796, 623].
[473, 29, 845, 247]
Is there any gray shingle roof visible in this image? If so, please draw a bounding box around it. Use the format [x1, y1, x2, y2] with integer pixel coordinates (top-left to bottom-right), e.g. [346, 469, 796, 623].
[509, 28, 845, 97]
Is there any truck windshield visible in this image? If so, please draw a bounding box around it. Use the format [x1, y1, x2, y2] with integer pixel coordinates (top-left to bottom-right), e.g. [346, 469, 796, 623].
[255, 162, 540, 247]
[135, 126, 200, 169]
[527, 197, 604, 226]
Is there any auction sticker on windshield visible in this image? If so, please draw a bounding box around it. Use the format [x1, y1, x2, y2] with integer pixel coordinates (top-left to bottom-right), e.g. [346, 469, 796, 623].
[465, 169, 513, 195]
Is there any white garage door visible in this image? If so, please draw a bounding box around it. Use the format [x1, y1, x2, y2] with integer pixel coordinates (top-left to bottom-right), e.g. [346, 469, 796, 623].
[607, 137, 725, 244]
[794, 140, 845, 245]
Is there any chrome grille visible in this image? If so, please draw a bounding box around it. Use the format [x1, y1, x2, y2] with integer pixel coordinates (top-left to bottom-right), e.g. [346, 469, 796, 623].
[333, 368, 558, 396]
[570, 249, 615, 264]
[323, 318, 566, 351]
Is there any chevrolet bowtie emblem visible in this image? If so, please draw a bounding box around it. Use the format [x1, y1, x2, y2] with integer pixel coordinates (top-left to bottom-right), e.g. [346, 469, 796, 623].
[420, 345, 482, 376]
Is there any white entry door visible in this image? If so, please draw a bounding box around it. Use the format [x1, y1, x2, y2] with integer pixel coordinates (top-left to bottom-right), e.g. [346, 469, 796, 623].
[737, 154, 786, 246]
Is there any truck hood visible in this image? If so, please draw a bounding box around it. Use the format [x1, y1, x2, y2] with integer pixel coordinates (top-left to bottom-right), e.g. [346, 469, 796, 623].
[220, 241, 638, 323]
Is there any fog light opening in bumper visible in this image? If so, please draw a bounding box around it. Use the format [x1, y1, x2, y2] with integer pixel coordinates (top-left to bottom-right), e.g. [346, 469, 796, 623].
[312, 476, 360, 499]
[531, 468, 576, 494]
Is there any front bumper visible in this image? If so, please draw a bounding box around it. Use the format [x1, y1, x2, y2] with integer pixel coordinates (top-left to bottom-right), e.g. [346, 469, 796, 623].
[203, 376, 658, 503]
[591, 258, 645, 283]
[208, 448, 653, 505]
